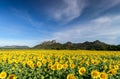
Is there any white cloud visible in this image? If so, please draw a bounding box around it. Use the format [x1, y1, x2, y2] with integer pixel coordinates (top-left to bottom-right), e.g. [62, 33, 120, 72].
[51, 15, 120, 44]
[92, 17, 112, 24]
[50, 0, 87, 23]
[49, 0, 120, 24]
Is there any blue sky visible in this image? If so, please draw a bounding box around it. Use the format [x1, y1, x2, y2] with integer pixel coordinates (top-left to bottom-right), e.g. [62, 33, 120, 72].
[0, 0, 120, 47]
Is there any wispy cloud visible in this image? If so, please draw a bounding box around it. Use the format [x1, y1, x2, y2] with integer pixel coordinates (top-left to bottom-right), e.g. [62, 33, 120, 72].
[92, 17, 112, 24]
[48, 0, 120, 24]
[89, 0, 120, 18]
[98, 0, 120, 9]
[12, 8, 43, 28]
[49, 0, 87, 23]
[11, 8, 54, 34]
[102, 0, 120, 9]
[51, 14, 120, 44]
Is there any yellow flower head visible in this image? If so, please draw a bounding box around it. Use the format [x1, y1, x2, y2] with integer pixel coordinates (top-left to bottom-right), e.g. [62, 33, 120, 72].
[107, 69, 117, 75]
[48, 64, 52, 68]
[29, 63, 35, 68]
[67, 74, 76, 79]
[70, 63, 75, 68]
[114, 65, 119, 70]
[27, 60, 33, 65]
[78, 67, 86, 75]
[57, 64, 63, 70]
[92, 60, 99, 65]
[91, 70, 100, 79]
[0, 71, 7, 78]
[100, 72, 108, 79]
[7, 74, 17, 79]
[85, 61, 90, 66]
[51, 64, 57, 70]
[37, 61, 42, 67]
[63, 64, 68, 69]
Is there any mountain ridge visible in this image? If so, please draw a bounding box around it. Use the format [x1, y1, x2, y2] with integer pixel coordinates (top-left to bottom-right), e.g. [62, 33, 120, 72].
[33, 40, 120, 50]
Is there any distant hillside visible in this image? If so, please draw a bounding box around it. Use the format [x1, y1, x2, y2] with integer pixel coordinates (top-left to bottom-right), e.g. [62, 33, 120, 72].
[0, 45, 30, 49]
[33, 40, 120, 50]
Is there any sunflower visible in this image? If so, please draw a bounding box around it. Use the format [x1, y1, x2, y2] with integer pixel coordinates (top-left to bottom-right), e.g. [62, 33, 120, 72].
[92, 60, 99, 65]
[0, 71, 7, 78]
[37, 61, 42, 67]
[29, 63, 35, 68]
[63, 64, 68, 69]
[57, 63, 63, 70]
[27, 60, 33, 65]
[7, 74, 17, 79]
[48, 63, 52, 68]
[91, 70, 100, 79]
[100, 72, 108, 79]
[42, 59, 47, 65]
[70, 63, 75, 68]
[114, 65, 119, 70]
[51, 64, 57, 70]
[78, 67, 86, 75]
[85, 61, 90, 66]
[107, 69, 117, 75]
[67, 74, 76, 79]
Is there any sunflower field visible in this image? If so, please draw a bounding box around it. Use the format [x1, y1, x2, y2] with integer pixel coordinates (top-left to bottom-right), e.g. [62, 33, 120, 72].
[0, 50, 120, 79]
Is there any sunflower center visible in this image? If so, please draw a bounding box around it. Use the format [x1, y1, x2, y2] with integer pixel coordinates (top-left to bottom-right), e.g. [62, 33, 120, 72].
[80, 69, 85, 73]
[93, 72, 98, 76]
[1, 74, 5, 77]
[100, 74, 106, 78]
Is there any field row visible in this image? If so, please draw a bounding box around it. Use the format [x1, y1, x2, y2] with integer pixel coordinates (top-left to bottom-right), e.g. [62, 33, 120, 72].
[0, 50, 120, 79]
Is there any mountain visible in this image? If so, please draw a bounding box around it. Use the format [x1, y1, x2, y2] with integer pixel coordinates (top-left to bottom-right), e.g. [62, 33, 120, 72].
[0, 45, 30, 49]
[33, 40, 120, 50]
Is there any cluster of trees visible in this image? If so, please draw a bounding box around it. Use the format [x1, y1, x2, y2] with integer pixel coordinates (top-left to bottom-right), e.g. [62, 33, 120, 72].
[33, 40, 120, 50]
